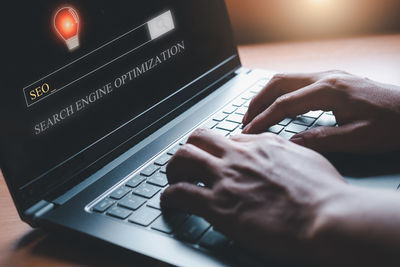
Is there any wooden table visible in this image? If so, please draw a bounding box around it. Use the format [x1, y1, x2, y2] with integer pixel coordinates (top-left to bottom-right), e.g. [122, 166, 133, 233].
[1, 34, 400, 266]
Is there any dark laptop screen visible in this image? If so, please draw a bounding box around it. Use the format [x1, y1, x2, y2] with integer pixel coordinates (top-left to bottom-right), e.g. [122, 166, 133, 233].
[0, 0, 238, 204]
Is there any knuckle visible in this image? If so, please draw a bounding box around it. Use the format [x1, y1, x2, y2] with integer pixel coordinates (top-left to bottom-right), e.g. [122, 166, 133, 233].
[189, 128, 208, 141]
[271, 73, 287, 82]
[319, 73, 349, 91]
[270, 73, 288, 94]
[217, 178, 237, 196]
[274, 94, 291, 107]
[260, 134, 286, 151]
[174, 144, 191, 158]
[174, 182, 190, 192]
[309, 127, 328, 139]
[171, 144, 195, 165]
[326, 69, 347, 76]
[165, 184, 183, 197]
[232, 143, 247, 155]
[320, 76, 340, 88]
[260, 132, 280, 142]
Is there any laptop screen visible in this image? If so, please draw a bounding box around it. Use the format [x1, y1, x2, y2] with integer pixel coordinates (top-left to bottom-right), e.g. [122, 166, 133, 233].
[0, 0, 238, 206]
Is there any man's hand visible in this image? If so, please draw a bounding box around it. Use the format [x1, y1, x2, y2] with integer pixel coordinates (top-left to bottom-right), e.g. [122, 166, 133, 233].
[162, 129, 347, 263]
[242, 71, 400, 153]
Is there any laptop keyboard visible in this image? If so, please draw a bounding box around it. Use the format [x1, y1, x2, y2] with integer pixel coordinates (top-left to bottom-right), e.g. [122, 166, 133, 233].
[88, 77, 337, 257]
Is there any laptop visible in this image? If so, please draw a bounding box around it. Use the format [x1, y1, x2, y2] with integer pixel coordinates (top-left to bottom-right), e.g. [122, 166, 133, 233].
[1, 1, 400, 266]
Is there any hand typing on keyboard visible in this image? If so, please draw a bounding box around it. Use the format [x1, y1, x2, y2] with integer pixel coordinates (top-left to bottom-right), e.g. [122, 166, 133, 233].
[162, 128, 347, 263]
[242, 70, 400, 153]
[162, 128, 400, 266]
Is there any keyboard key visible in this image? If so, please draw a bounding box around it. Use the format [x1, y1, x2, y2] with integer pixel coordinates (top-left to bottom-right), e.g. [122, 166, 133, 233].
[303, 110, 323, 119]
[93, 198, 115, 213]
[229, 127, 243, 137]
[151, 210, 188, 234]
[167, 144, 181, 155]
[241, 92, 255, 100]
[199, 229, 230, 250]
[249, 85, 263, 94]
[140, 164, 160, 177]
[278, 118, 292, 126]
[279, 130, 296, 140]
[133, 183, 161, 199]
[226, 113, 244, 124]
[106, 206, 132, 220]
[285, 123, 308, 134]
[110, 186, 131, 200]
[213, 113, 228, 122]
[176, 215, 211, 243]
[147, 192, 162, 210]
[232, 99, 246, 107]
[316, 114, 337, 127]
[223, 106, 237, 114]
[202, 120, 218, 129]
[154, 154, 171, 166]
[243, 100, 250, 108]
[258, 78, 270, 85]
[147, 172, 168, 187]
[268, 125, 284, 134]
[128, 206, 161, 226]
[118, 194, 146, 211]
[292, 116, 316, 127]
[216, 121, 239, 132]
[235, 107, 248, 115]
[212, 128, 230, 137]
[126, 174, 146, 188]
[179, 136, 189, 145]
[160, 165, 167, 174]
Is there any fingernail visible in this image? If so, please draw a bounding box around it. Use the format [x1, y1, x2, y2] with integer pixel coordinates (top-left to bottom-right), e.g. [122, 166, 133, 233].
[242, 125, 250, 133]
[290, 137, 305, 146]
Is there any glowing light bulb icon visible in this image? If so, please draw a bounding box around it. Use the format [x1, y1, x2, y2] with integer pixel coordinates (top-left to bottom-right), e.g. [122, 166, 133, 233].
[54, 7, 80, 51]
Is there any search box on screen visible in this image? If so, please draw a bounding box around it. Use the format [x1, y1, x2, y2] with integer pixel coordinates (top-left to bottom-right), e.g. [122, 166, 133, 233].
[23, 10, 175, 108]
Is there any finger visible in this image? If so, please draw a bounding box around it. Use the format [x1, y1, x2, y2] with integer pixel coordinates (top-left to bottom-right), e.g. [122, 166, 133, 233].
[243, 82, 337, 134]
[187, 128, 231, 157]
[289, 121, 369, 153]
[243, 73, 315, 125]
[161, 182, 213, 219]
[167, 143, 222, 186]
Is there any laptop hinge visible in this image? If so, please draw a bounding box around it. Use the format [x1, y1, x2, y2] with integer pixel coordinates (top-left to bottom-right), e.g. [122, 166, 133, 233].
[24, 200, 55, 227]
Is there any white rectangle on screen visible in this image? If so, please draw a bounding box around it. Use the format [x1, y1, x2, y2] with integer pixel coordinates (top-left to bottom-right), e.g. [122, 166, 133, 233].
[147, 10, 175, 40]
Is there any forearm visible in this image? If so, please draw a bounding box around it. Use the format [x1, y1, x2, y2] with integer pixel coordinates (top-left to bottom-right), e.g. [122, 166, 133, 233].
[311, 186, 400, 267]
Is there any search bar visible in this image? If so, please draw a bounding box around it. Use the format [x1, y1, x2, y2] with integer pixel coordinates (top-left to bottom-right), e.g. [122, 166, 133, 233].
[23, 10, 175, 108]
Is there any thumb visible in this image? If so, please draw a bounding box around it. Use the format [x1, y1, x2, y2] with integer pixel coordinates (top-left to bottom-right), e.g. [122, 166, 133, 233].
[290, 122, 369, 153]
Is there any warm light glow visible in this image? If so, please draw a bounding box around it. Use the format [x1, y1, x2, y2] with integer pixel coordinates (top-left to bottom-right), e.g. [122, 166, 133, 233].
[226, 0, 399, 43]
[309, 0, 329, 4]
[54, 7, 79, 40]
[54, 7, 80, 51]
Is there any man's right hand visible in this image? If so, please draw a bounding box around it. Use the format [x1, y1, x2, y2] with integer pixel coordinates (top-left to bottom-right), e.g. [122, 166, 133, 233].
[242, 70, 400, 153]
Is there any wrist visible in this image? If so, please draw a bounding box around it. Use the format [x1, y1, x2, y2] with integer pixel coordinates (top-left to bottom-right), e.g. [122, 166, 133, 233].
[303, 184, 358, 264]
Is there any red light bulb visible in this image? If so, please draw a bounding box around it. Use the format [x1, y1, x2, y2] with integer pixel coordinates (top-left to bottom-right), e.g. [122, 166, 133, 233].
[54, 7, 80, 51]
